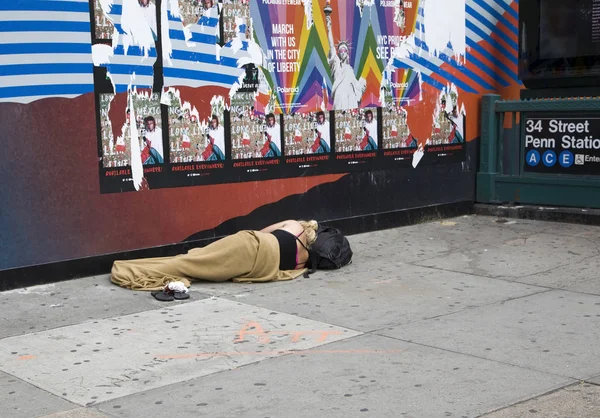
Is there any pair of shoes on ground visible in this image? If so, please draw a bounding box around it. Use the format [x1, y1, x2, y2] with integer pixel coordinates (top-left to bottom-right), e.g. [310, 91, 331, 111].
[151, 290, 190, 301]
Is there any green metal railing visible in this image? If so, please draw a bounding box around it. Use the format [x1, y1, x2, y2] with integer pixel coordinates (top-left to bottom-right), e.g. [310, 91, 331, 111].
[477, 94, 600, 208]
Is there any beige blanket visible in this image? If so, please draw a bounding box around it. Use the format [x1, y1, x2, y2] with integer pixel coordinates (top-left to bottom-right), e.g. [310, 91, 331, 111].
[111, 230, 305, 291]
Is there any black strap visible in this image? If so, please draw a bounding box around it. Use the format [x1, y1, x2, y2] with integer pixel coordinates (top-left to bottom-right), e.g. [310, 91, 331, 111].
[292, 230, 311, 267]
[303, 250, 318, 278]
[294, 234, 309, 252]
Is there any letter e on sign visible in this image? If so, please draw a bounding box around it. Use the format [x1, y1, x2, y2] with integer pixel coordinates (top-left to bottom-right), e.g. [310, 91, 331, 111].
[559, 151, 574, 168]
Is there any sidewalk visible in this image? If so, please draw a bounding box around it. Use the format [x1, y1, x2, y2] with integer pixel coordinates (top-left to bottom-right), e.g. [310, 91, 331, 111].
[1, 215, 600, 418]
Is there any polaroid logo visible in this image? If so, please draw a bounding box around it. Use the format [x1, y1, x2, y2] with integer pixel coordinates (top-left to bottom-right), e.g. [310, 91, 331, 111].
[277, 87, 299, 93]
[390, 82, 409, 88]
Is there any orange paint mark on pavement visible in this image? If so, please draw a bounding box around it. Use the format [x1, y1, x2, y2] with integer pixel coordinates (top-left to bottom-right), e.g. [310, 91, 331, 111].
[18, 355, 36, 360]
[235, 321, 271, 344]
[235, 321, 343, 344]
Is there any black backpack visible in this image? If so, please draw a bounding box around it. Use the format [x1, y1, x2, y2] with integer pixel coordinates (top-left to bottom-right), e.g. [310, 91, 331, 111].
[304, 226, 353, 277]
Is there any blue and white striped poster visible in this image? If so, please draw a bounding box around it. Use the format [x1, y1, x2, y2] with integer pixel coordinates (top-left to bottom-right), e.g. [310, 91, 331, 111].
[0, 0, 94, 103]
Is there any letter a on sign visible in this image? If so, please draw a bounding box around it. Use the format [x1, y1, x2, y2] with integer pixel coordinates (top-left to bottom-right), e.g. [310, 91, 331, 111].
[528, 153, 538, 164]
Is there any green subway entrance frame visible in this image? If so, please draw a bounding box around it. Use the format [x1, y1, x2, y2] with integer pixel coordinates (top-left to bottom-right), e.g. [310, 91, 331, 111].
[477, 94, 600, 208]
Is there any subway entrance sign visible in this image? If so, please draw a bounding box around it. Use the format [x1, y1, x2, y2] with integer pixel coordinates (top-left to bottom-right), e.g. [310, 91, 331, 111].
[524, 114, 600, 175]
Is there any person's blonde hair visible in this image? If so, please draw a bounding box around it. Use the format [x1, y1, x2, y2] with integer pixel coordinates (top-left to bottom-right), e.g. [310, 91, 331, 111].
[298, 220, 318, 247]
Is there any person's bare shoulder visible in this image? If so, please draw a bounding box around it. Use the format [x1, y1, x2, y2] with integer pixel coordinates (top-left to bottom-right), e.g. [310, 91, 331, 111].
[260, 220, 294, 233]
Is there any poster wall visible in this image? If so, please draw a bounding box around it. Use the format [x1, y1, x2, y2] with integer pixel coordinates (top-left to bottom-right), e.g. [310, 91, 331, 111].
[0, 0, 518, 274]
[90, 0, 467, 193]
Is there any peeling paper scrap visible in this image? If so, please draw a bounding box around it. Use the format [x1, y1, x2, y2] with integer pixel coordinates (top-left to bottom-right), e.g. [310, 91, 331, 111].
[128, 90, 144, 191]
[412, 147, 424, 168]
[422, 0, 466, 60]
[92, 44, 114, 66]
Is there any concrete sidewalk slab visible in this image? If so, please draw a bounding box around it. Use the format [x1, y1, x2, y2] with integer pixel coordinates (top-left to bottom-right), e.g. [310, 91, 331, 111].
[566, 276, 600, 296]
[0, 275, 205, 339]
[381, 290, 600, 379]
[39, 408, 109, 418]
[525, 221, 600, 240]
[468, 214, 600, 238]
[220, 263, 545, 332]
[415, 233, 599, 278]
[0, 298, 360, 406]
[2, 214, 599, 418]
[95, 334, 572, 418]
[482, 383, 600, 418]
[1, 371, 78, 418]
[348, 216, 537, 264]
[501, 255, 600, 289]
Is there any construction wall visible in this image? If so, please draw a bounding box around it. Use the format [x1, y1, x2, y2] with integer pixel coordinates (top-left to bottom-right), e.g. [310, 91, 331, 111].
[0, 0, 520, 272]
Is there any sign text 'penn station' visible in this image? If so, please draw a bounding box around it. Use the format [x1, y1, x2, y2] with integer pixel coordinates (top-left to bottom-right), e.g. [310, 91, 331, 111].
[526, 119, 600, 150]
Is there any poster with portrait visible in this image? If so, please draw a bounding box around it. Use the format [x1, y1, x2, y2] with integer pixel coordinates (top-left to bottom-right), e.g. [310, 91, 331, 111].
[382, 106, 411, 150]
[97, 90, 167, 193]
[134, 92, 164, 166]
[424, 86, 466, 164]
[282, 111, 332, 172]
[165, 90, 227, 185]
[380, 104, 416, 166]
[229, 91, 283, 178]
[332, 107, 379, 170]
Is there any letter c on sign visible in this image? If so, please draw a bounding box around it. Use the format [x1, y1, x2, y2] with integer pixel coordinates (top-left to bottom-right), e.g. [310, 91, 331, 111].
[542, 150, 556, 167]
